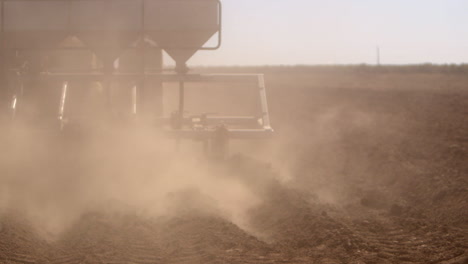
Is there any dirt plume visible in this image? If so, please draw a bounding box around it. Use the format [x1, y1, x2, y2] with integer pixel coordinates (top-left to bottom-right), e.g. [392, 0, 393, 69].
[0, 121, 264, 238]
[0, 68, 467, 264]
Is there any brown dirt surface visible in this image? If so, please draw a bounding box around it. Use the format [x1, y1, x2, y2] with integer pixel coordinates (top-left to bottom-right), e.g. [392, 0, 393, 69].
[0, 212, 50, 263]
[1, 66, 467, 263]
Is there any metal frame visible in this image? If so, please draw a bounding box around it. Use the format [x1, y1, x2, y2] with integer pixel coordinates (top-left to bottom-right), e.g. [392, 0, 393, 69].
[159, 73, 273, 139]
[42, 72, 273, 139]
[1, 0, 272, 158]
[0, 0, 223, 113]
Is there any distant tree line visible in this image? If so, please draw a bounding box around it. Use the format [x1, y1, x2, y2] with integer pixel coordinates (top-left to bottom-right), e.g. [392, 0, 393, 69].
[193, 64, 468, 74]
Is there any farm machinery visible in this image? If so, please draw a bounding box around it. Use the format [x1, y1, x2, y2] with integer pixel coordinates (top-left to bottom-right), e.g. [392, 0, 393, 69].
[0, 0, 273, 157]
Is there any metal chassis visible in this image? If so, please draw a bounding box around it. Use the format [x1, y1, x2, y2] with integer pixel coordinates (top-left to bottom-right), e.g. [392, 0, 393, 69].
[38, 72, 273, 140]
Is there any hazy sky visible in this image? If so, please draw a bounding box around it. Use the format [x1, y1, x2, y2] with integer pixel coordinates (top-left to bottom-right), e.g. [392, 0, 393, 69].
[182, 0, 468, 66]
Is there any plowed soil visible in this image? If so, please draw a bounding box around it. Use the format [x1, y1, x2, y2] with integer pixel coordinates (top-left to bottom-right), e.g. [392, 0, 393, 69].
[1, 67, 467, 263]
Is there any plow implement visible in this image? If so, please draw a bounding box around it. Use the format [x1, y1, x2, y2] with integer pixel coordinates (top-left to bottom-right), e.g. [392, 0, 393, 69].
[0, 0, 273, 157]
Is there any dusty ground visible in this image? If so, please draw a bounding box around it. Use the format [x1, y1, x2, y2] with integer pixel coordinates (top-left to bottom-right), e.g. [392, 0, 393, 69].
[0, 66, 467, 263]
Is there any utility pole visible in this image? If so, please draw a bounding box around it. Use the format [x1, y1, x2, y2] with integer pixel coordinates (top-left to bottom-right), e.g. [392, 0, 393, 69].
[376, 46, 381, 66]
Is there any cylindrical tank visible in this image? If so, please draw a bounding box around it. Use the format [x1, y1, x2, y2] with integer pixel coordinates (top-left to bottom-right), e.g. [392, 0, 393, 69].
[2, 0, 69, 49]
[70, 0, 142, 64]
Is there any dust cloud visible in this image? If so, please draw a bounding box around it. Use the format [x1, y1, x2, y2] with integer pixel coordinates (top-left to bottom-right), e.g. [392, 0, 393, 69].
[0, 120, 263, 239]
[0, 102, 369, 242]
[1, 67, 467, 263]
[0, 73, 404, 243]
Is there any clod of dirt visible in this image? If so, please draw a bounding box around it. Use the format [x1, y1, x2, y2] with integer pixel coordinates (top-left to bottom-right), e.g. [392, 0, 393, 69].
[433, 190, 449, 202]
[360, 191, 389, 210]
[389, 204, 404, 216]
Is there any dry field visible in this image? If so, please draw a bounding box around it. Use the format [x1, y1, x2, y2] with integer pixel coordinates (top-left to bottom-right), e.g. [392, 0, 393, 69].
[0, 66, 467, 263]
